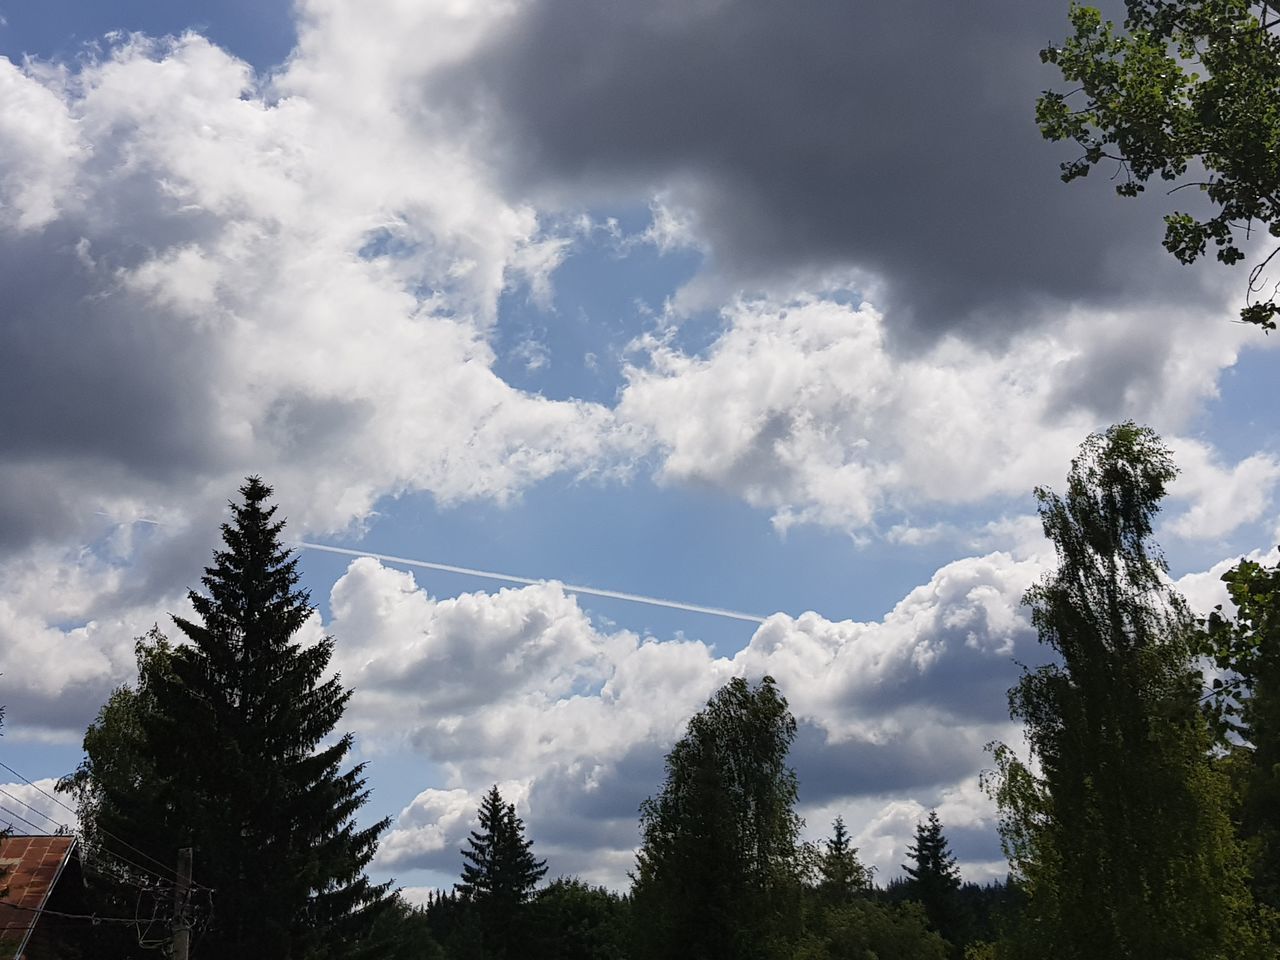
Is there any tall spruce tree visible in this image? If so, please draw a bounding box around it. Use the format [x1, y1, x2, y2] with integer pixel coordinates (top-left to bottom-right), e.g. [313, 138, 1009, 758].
[632, 676, 804, 960]
[987, 424, 1257, 959]
[456, 785, 546, 958]
[64, 478, 389, 959]
[817, 816, 870, 904]
[902, 811, 961, 948]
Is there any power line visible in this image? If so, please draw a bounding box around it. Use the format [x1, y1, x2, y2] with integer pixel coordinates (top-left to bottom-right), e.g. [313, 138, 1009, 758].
[0, 900, 149, 927]
[0, 785, 72, 832]
[0, 759, 209, 891]
[293, 541, 770, 624]
[0, 802, 52, 835]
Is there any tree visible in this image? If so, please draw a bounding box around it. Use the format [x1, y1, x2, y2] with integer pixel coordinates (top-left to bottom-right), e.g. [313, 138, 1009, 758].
[1198, 555, 1280, 922]
[816, 816, 871, 904]
[986, 424, 1257, 959]
[902, 811, 962, 947]
[1037, 0, 1280, 328]
[63, 478, 390, 959]
[361, 895, 444, 960]
[793, 900, 948, 960]
[632, 676, 803, 960]
[456, 785, 547, 957]
[526, 877, 630, 960]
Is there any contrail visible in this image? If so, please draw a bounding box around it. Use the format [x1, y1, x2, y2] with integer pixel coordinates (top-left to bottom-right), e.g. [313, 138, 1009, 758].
[293, 541, 769, 624]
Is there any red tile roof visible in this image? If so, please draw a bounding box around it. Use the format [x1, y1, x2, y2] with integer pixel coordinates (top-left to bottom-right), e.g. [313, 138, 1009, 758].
[0, 835, 77, 958]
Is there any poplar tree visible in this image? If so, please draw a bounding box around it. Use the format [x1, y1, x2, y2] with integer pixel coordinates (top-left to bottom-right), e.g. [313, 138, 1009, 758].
[988, 424, 1256, 959]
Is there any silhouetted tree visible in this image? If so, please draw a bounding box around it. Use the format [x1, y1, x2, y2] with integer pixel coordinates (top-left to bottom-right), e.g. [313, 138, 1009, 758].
[457, 785, 546, 957]
[817, 816, 871, 904]
[902, 811, 962, 950]
[633, 676, 803, 960]
[62, 478, 389, 959]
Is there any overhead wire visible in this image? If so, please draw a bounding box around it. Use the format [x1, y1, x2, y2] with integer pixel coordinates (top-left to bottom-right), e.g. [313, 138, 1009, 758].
[0, 758, 210, 891]
[0, 785, 72, 832]
[0, 802, 53, 835]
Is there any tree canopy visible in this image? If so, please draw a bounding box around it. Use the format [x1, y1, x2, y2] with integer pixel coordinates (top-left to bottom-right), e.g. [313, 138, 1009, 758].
[987, 424, 1257, 958]
[1038, 0, 1280, 328]
[632, 675, 804, 960]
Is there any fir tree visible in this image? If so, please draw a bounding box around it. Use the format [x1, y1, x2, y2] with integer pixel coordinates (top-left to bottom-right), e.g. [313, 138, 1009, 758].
[817, 816, 870, 904]
[65, 478, 390, 959]
[902, 811, 961, 946]
[457, 785, 547, 957]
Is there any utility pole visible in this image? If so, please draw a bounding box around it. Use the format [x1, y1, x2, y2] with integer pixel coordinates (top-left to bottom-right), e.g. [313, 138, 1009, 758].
[173, 847, 193, 960]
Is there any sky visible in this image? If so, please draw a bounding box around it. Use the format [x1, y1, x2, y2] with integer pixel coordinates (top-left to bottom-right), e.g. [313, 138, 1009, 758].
[0, 0, 1278, 897]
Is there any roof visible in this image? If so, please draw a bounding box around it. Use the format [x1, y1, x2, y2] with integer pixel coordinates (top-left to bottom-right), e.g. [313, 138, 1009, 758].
[0, 835, 78, 959]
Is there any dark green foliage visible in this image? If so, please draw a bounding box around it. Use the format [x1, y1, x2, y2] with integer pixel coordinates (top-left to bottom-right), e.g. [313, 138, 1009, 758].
[456, 785, 547, 958]
[816, 816, 871, 905]
[1037, 0, 1280, 329]
[526, 877, 630, 960]
[986, 424, 1257, 958]
[794, 900, 948, 960]
[632, 676, 803, 960]
[1198, 555, 1280, 925]
[902, 811, 962, 948]
[63, 478, 390, 959]
[362, 896, 445, 960]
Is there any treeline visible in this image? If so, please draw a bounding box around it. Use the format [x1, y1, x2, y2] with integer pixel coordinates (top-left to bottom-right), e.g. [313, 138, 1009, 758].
[48, 423, 1280, 958]
[356, 677, 1011, 960]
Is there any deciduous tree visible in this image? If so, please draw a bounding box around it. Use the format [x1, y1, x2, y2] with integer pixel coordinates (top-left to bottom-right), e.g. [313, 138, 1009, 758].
[987, 424, 1256, 958]
[632, 676, 803, 960]
[1037, 1, 1280, 328]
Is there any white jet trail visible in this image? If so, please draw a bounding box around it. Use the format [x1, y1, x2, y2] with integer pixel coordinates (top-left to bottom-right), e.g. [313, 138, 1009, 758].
[293, 541, 769, 624]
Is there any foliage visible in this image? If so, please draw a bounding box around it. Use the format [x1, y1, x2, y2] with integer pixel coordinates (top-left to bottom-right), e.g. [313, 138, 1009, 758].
[815, 816, 872, 905]
[456, 785, 547, 958]
[633, 676, 803, 960]
[526, 877, 631, 960]
[902, 811, 962, 947]
[793, 900, 948, 960]
[986, 423, 1258, 958]
[1198, 554, 1280, 922]
[62, 478, 389, 959]
[362, 896, 445, 960]
[1037, 0, 1280, 328]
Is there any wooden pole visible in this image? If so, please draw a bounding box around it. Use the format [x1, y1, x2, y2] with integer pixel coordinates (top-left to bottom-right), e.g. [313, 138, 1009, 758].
[173, 847, 193, 960]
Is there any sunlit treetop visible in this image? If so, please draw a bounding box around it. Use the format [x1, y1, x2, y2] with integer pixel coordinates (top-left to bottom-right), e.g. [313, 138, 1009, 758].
[1038, 0, 1280, 329]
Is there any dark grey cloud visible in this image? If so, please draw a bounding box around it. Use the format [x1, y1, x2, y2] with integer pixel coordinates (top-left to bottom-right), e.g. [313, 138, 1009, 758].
[791, 720, 986, 803]
[448, 0, 1220, 338]
[0, 213, 229, 550]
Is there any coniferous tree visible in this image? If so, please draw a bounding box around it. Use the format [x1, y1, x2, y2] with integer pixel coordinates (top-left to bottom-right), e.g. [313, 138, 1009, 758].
[456, 785, 546, 957]
[817, 816, 870, 904]
[902, 811, 961, 948]
[64, 478, 390, 959]
[987, 425, 1257, 959]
